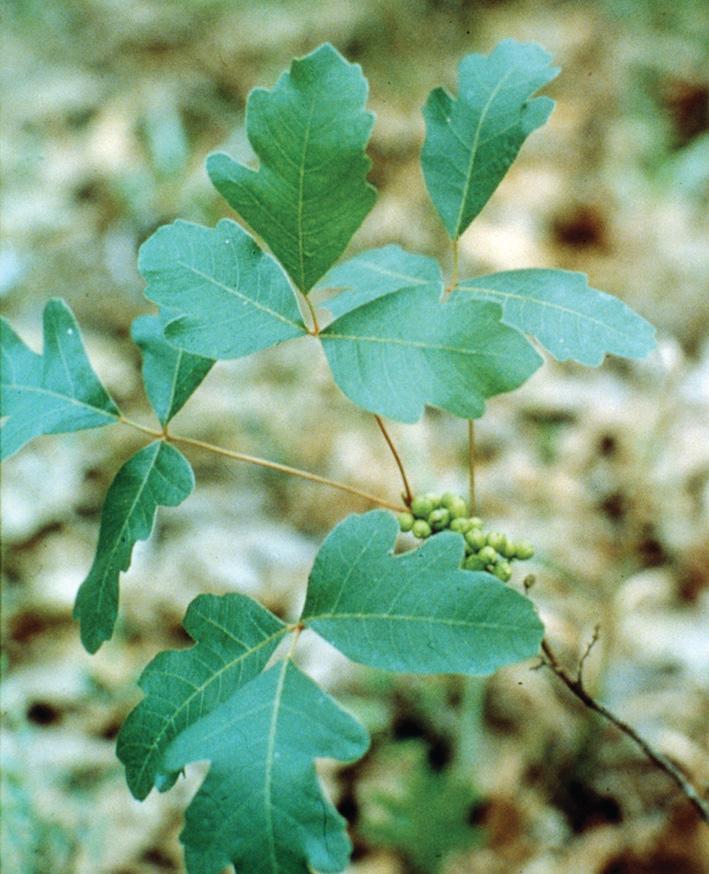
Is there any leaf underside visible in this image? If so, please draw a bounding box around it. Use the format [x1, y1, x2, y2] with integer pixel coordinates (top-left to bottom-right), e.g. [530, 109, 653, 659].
[1, 299, 118, 460]
[422, 39, 559, 239]
[117, 593, 288, 800]
[73, 441, 194, 653]
[320, 283, 542, 422]
[301, 511, 544, 674]
[318, 244, 444, 318]
[138, 219, 307, 360]
[164, 658, 369, 874]
[131, 313, 214, 425]
[455, 269, 657, 364]
[207, 43, 377, 293]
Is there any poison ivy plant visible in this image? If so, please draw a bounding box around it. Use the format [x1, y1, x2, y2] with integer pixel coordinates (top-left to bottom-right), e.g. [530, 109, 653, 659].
[207, 42, 376, 292]
[1, 38, 666, 874]
[0, 299, 119, 460]
[422, 39, 558, 239]
[74, 441, 194, 653]
[454, 269, 657, 365]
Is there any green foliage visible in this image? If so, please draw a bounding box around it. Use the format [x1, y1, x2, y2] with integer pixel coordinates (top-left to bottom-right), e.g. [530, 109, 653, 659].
[0, 299, 118, 460]
[163, 658, 369, 874]
[455, 269, 657, 365]
[321, 285, 543, 422]
[139, 219, 307, 360]
[422, 39, 558, 238]
[74, 441, 194, 653]
[301, 511, 544, 674]
[1, 37, 662, 874]
[131, 313, 213, 425]
[117, 593, 288, 800]
[319, 244, 443, 317]
[207, 43, 376, 292]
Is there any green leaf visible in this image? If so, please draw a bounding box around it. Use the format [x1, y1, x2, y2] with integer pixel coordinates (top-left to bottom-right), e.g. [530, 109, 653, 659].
[139, 219, 307, 360]
[131, 313, 213, 425]
[73, 441, 194, 653]
[207, 43, 376, 292]
[422, 39, 558, 239]
[164, 659, 370, 874]
[301, 511, 544, 674]
[1, 299, 119, 460]
[320, 284, 542, 423]
[455, 269, 657, 365]
[117, 593, 288, 800]
[318, 244, 443, 318]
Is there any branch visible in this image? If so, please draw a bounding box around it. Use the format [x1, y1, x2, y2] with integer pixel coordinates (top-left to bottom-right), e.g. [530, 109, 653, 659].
[467, 419, 477, 515]
[119, 416, 406, 513]
[374, 415, 414, 507]
[541, 634, 709, 823]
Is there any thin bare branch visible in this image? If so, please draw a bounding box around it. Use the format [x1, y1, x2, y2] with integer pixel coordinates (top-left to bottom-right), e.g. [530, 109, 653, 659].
[540, 636, 709, 823]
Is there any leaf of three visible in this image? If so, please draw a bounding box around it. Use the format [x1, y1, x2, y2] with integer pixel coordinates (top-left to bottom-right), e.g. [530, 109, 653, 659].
[1, 299, 119, 461]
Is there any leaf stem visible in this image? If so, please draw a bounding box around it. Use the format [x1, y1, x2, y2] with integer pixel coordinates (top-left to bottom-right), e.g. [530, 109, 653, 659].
[467, 419, 477, 515]
[302, 293, 321, 335]
[540, 635, 709, 823]
[118, 416, 405, 512]
[374, 415, 414, 507]
[446, 238, 460, 293]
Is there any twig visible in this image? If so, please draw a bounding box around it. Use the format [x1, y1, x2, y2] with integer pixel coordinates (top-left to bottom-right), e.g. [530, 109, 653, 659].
[467, 419, 477, 515]
[374, 415, 414, 507]
[540, 635, 709, 823]
[119, 416, 406, 513]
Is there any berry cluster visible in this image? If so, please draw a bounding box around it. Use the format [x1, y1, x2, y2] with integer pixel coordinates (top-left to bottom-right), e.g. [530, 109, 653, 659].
[397, 492, 534, 582]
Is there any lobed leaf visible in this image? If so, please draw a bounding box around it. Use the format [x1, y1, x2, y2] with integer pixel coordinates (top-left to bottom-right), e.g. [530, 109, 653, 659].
[207, 43, 376, 292]
[117, 593, 288, 800]
[74, 441, 194, 653]
[1, 299, 119, 460]
[455, 269, 657, 365]
[139, 219, 307, 360]
[320, 284, 542, 422]
[131, 313, 213, 425]
[318, 244, 444, 318]
[301, 511, 544, 674]
[164, 659, 370, 874]
[422, 39, 558, 239]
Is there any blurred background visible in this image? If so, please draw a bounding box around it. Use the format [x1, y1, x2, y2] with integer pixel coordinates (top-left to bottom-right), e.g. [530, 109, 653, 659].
[2, 0, 708, 871]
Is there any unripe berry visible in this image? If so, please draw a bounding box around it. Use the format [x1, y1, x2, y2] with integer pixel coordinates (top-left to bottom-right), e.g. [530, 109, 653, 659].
[412, 519, 432, 539]
[429, 508, 451, 531]
[442, 492, 468, 519]
[411, 496, 434, 519]
[486, 531, 507, 552]
[398, 512, 415, 532]
[468, 516, 483, 528]
[478, 545, 498, 565]
[449, 517, 469, 534]
[501, 539, 518, 559]
[493, 561, 513, 582]
[464, 529, 486, 551]
[424, 493, 442, 508]
[515, 540, 535, 560]
[463, 554, 485, 571]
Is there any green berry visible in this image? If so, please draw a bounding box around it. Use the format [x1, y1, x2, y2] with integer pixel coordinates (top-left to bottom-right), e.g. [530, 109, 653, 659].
[486, 531, 507, 552]
[464, 529, 486, 551]
[468, 516, 483, 528]
[412, 519, 432, 539]
[424, 493, 442, 508]
[463, 554, 486, 571]
[429, 508, 451, 531]
[515, 540, 535, 560]
[478, 545, 498, 565]
[411, 496, 434, 519]
[398, 512, 415, 532]
[449, 517, 469, 534]
[493, 561, 513, 582]
[501, 539, 518, 559]
[441, 493, 468, 518]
